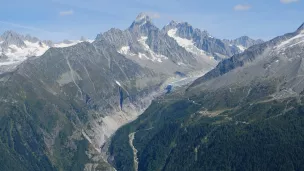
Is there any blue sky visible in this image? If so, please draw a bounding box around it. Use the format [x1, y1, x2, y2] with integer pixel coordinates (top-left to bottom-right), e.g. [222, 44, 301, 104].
[0, 0, 303, 41]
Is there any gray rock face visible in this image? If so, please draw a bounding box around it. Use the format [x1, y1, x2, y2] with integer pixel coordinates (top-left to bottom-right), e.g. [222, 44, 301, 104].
[43, 40, 54, 47]
[190, 23, 304, 94]
[129, 13, 158, 36]
[162, 21, 264, 60]
[24, 34, 40, 43]
[162, 21, 241, 60]
[224, 36, 264, 49]
[98, 14, 216, 76]
[0, 30, 26, 48]
[0, 31, 53, 48]
[297, 23, 304, 32]
[163, 21, 209, 40]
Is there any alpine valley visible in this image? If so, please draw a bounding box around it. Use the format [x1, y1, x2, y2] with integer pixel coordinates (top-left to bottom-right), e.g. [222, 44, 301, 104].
[110, 23, 304, 171]
[2, 12, 290, 171]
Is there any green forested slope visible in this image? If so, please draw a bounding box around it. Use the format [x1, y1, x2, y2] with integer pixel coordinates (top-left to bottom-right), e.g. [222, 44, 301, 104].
[110, 80, 304, 171]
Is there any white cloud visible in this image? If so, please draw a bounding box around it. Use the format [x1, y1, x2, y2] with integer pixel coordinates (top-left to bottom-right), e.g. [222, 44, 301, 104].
[59, 10, 74, 16]
[280, 0, 299, 4]
[146, 12, 161, 19]
[234, 4, 251, 11]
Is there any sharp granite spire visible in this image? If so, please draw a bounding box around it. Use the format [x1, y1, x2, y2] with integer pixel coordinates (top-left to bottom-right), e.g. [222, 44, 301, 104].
[135, 12, 152, 24]
[296, 22, 304, 33]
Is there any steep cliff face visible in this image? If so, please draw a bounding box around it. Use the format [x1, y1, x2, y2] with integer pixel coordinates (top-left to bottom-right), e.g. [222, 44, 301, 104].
[162, 21, 242, 60]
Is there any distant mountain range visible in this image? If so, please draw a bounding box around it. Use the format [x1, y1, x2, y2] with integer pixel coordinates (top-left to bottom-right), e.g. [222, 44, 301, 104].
[0, 30, 93, 72]
[0, 13, 263, 74]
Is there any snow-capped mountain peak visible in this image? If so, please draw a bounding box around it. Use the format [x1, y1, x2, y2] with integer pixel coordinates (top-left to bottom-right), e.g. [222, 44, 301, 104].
[0, 30, 26, 48]
[275, 26, 304, 51]
[135, 13, 151, 22]
[0, 31, 94, 71]
[133, 13, 152, 26]
[129, 13, 158, 36]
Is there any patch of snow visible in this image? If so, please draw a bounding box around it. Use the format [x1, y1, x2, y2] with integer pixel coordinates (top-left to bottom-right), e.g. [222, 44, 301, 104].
[237, 45, 246, 52]
[2, 41, 50, 67]
[289, 40, 304, 48]
[0, 60, 19, 67]
[87, 39, 94, 43]
[137, 36, 168, 62]
[138, 53, 149, 59]
[177, 62, 185, 66]
[6, 41, 49, 58]
[167, 29, 209, 57]
[118, 46, 130, 54]
[0, 39, 92, 69]
[118, 46, 136, 56]
[276, 31, 304, 49]
[24, 41, 50, 56]
[115, 80, 122, 87]
[54, 40, 81, 48]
